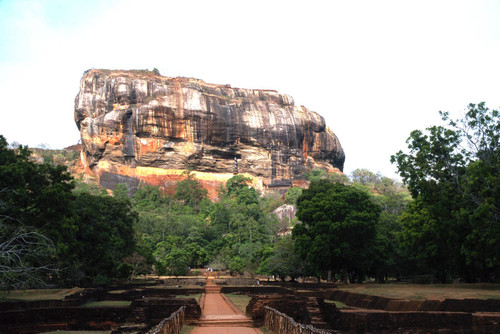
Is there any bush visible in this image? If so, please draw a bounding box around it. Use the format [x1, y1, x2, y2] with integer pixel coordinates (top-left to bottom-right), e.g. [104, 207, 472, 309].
[92, 274, 111, 285]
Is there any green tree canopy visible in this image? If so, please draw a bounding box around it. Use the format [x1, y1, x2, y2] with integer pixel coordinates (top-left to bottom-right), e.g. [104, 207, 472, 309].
[174, 172, 208, 209]
[219, 175, 259, 205]
[70, 192, 136, 284]
[0, 135, 138, 287]
[293, 181, 380, 282]
[392, 102, 500, 282]
[259, 235, 311, 281]
[285, 187, 302, 205]
[0, 135, 76, 287]
[350, 168, 381, 188]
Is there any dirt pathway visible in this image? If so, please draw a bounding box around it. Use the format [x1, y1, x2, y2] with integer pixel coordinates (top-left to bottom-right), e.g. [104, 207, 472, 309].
[189, 277, 262, 334]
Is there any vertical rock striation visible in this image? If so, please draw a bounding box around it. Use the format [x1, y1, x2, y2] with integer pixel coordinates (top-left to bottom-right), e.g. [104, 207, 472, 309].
[74, 69, 345, 197]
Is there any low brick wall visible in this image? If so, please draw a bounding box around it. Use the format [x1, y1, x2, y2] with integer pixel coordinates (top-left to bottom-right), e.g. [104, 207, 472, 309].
[105, 287, 203, 301]
[264, 281, 337, 290]
[0, 294, 201, 334]
[0, 306, 132, 333]
[247, 289, 500, 333]
[246, 294, 315, 327]
[335, 310, 500, 333]
[131, 297, 201, 326]
[221, 286, 291, 295]
[265, 306, 332, 334]
[213, 278, 260, 285]
[162, 278, 206, 286]
[326, 290, 500, 312]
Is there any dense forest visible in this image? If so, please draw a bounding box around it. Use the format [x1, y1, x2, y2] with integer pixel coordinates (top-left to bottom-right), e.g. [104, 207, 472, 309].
[1, 102, 499, 289]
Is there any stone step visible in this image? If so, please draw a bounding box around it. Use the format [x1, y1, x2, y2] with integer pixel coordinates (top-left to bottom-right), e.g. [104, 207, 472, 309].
[197, 318, 255, 327]
[205, 286, 221, 294]
[112, 323, 149, 333]
[306, 305, 331, 329]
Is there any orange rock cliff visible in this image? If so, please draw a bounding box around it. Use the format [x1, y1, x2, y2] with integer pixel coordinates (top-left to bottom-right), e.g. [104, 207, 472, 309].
[74, 69, 345, 198]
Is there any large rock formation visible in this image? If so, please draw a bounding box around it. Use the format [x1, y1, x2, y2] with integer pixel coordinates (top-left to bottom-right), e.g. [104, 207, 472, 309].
[74, 69, 345, 198]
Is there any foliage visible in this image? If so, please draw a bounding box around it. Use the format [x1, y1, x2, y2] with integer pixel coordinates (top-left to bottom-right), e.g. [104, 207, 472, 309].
[293, 181, 381, 282]
[30, 147, 80, 167]
[73, 179, 106, 195]
[305, 167, 412, 282]
[0, 131, 418, 285]
[305, 169, 350, 184]
[174, 172, 208, 209]
[70, 192, 136, 283]
[219, 175, 259, 205]
[392, 102, 500, 282]
[259, 192, 285, 212]
[285, 187, 302, 205]
[0, 135, 75, 287]
[154, 241, 190, 276]
[113, 183, 130, 200]
[131, 174, 280, 276]
[259, 235, 311, 281]
[0, 135, 137, 287]
[350, 168, 381, 187]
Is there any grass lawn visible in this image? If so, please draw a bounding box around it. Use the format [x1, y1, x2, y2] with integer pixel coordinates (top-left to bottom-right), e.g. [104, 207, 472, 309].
[0, 288, 83, 302]
[325, 300, 348, 308]
[172, 293, 201, 303]
[338, 284, 500, 300]
[185, 293, 201, 303]
[225, 293, 252, 314]
[180, 325, 194, 334]
[81, 300, 132, 307]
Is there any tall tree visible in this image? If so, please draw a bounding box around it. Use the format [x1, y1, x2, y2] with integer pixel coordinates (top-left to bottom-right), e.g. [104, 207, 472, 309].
[293, 181, 380, 282]
[0, 135, 139, 286]
[392, 103, 500, 282]
[174, 172, 208, 209]
[0, 135, 75, 287]
[259, 235, 311, 281]
[70, 192, 137, 284]
[350, 168, 380, 188]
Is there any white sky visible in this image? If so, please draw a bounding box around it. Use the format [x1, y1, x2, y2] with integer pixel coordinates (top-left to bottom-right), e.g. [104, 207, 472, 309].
[1, 0, 500, 179]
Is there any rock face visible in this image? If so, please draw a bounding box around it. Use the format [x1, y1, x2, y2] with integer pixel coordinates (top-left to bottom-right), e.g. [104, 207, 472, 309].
[74, 69, 345, 198]
[273, 204, 297, 235]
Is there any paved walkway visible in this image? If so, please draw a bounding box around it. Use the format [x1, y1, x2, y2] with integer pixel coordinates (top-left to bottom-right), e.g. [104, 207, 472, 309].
[189, 277, 262, 334]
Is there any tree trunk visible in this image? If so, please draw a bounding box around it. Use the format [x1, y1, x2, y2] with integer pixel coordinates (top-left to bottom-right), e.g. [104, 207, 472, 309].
[327, 270, 333, 283]
[341, 270, 348, 284]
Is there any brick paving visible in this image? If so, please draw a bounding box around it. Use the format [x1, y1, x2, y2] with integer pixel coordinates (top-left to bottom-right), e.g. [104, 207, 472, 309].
[189, 277, 262, 334]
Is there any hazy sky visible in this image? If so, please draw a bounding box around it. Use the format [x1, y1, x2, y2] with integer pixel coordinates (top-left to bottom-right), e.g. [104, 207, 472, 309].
[1, 0, 500, 178]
